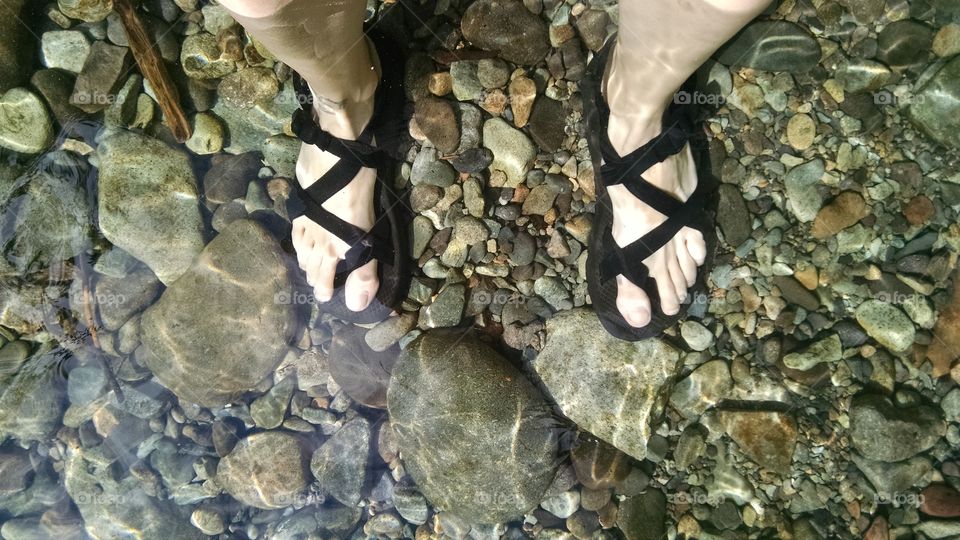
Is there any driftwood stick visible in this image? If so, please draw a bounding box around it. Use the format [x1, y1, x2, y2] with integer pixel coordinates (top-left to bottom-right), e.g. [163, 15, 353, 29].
[114, 0, 191, 142]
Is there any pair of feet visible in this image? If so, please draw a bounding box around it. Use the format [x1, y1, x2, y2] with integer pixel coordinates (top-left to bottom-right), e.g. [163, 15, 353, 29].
[291, 39, 707, 330]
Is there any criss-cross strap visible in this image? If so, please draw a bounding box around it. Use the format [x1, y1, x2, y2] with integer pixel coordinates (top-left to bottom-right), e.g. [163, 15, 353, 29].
[288, 72, 395, 281]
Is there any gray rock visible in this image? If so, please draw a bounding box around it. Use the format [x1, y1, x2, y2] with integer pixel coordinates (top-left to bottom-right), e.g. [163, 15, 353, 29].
[717, 184, 750, 246]
[534, 276, 571, 310]
[669, 359, 732, 420]
[96, 130, 204, 284]
[0, 0, 29, 93]
[680, 320, 713, 351]
[782, 334, 842, 371]
[218, 67, 279, 109]
[0, 351, 66, 442]
[394, 485, 429, 525]
[533, 309, 681, 460]
[451, 147, 493, 174]
[328, 325, 397, 408]
[461, 0, 550, 65]
[714, 21, 820, 72]
[250, 375, 295, 429]
[855, 299, 916, 352]
[388, 330, 558, 523]
[415, 96, 459, 154]
[204, 152, 262, 204]
[59, 0, 113, 22]
[528, 97, 565, 153]
[30, 69, 87, 130]
[262, 135, 299, 178]
[836, 59, 892, 93]
[418, 283, 465, 328]
[850, 394, 945, 462]
[41, 31, 90, 73]
[411, 147, 456, 187]
[70, 41, 129, 113]
[576, 10, 610, 52]
[217, 431, 308, 509]
[0, 447, 32, 497]
[522, 184, 559, 216]
[852, 453, 933, 498]
[94, 263, 161, 330]
[675, 423, 708, 470]
[0, 154, 91, 273]
[185, 112, 224, 155]
[180, 33, 235, 80]
[483, 118, 536, 187]
[784, 159, 824, 223]
[877, 20, 933, 70]
[541, 490, 579, 519]
[451, 61, 483, 102]
[310, 417, 371, 506]
[213, 81, 298, 154]
[365, 312, 417, 352]
[0, 88, 55, 154]
[477, 58, 510, 89]
[64, 448, 202, 540]
[456, 103, 482, 152]
[617, 490, 666, 540]
[910, 55, 960, 150]
[139, 220, 297, 407]
[66, 365, 109, 406]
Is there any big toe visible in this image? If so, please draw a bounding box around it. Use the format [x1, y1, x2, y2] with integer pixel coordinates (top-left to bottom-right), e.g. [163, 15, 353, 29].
[344, 260, 379, 312]
[616, 275, 652, 328]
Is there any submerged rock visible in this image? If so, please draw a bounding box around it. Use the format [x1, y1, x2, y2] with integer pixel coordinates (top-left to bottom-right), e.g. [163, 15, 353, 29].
[0, 0, 30, 93]
[96, 130, 205, 284]
[0, 88, 55, 154]
[310, 417, 371, 506]
[483, 118, 536, 187]
[139, 219, 297, 407]
[533, 309, 681, 461]
[388, 330, 558, 523]
[217, 431, 308, 509]
[0, 351, 67, 442]
[461, 0, 550, 65]
[909, 55, 960, 150]
[714, 21, 820, 72]
[328, 325, 396, 409]
[850, 394, 945, 462]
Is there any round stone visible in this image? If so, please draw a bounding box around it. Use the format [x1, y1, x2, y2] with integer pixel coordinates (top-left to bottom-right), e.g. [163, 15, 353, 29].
[787, 113, 816, 150]
[216, 432, 308, 509]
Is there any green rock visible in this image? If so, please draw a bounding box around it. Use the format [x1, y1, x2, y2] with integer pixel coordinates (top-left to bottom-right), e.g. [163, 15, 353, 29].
[784, 159, 824, 223]
[310, 417, 370, 506]
[855, 299, 916, 352]
[388, 330, 558, 523]
[0, 88, 55, 154]
[909, 55, 960, 149]
[714, 21, 820, 72]
[58, 0, 114, 22]
[483, 117, 536, 188]
[262, 135, 299, 178]
[217, 431, 308, 509]
[877, 20, 933, 69]
[849, 394, 944, 462]
[96, 130, 204, 284]
[782, 334, 842, 371]
[217, 67, 279, 109]
[212, 81, 297, 154]
[616, 489, 667, 540]
[180, 33, 235, 80]
[185, 112, 224, 155]
[250, 375, 295, 429]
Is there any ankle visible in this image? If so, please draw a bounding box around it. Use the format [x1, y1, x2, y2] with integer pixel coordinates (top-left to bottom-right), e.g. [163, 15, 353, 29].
[306, 69, 378, 140]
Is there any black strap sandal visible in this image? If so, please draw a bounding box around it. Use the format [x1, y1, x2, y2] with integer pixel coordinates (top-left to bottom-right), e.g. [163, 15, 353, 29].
[582, 35, 718, 341]
[287, 28, 410, 324]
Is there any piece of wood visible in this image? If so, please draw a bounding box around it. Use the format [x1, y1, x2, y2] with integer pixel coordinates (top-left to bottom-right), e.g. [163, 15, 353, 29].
[114, 0, 191, 142]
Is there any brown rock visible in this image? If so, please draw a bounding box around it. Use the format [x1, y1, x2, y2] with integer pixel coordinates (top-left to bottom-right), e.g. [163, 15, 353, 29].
[928, 271, 960, 377]
[811, 191, 868, 239]
[863, 516, 889, 540]
[787, 113, 816, 150]
[327, 325, 397, 409]
[216, 432, 308, 509]
[413, 96, 459, 154]
[904, 194, 935, 226]
[773, 275, 820, 311]
[570, 436, 632, 490]
[920, 483, 960, 517]
[428, 72, 452, 96]
[716, 410, 798, 474]
[480, 88, 507, 116]
[508, 75, 537, 128]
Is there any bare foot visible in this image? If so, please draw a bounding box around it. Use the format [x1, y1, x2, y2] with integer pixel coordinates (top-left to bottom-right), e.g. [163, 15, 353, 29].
[290, 41, 381, 312]
[603, 44, 708, 328]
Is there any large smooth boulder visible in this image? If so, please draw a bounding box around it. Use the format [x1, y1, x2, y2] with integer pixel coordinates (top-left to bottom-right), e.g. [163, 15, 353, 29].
[388, 331, 558, 524]
[139, 219, 298, 407]
[532, 309, 681, 461]
[95, 130, 204, 284]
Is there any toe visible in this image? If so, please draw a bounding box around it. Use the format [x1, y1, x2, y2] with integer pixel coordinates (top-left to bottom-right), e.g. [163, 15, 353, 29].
[667, 257, 688, 304]
[653, 266, 681, 316]
[344, 260, 379, 312]
[615, 275, 652, 328]
[312, 255, 338, 302]
[684, 228, 707, 266]
[677, 238, 698, 287]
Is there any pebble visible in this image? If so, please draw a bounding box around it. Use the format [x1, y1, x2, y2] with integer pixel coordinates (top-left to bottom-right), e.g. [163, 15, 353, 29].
[877, 20, 933, 69]
[185, 112, 224, 155]
[784, 159, 824, 223]
[190, 508, 225, 536]
[216, 432, 308, 509]
[669, 359, 732, 419]
[181, 33, 235, 80]
[411, 147, 456, 187]
[540, 490, 580, 519]
[528, 96, 565, 152]
[680, 321, 713, 351]
[714, 21, 820, 72]
[933, 24, 960, 57]
[850, 394, 945, 462]
[217, 67, 279, 109]
[58, 0, 113, 22]
[904, 194, 935, 226]
[855, 299, 916, 353]
[461, 0, 551, 65]
[70, 41, 130, 114]
[716, 184, 751, 246]
[786, 113, 815, 150]
[836, 59, 891, 93]
[418, 283, 465, 328]
[576, 10, 610, 52]
[509, 75, 537, 128]
[450, 61, 483, 101]
[311, 418, 371, 506]
[0, 88, 55, 154]
[394, 485, 430, 525]
[811, 191, 868, 239]
[40, 31, 90, 73]
[477, 58, 510, 89]
[772, 275, 820, 311]
[920, 484, 960, 517]
[483, 117, 536, 187]
[782, 334, 841, 371]
[522, 184, 558, 215]
[414, 96, 459, 154]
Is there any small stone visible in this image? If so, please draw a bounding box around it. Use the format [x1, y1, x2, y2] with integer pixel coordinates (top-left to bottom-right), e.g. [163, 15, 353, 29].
[311, 418, 371, 506]
[680, 321, 713, 351]
[541, 490, 580, 519]
[217, 67, 279, 109]
[787, 113, 815, 150]
[250, 376, 295, 429]
[783, 334, 842, 371]
[508, 76, 536, 128]
[483, 118, 536, 187]
[59, 0, 113, 22]
[450, 61, 483, 101]
[180, 33, 235, 80]
[855, 299, 916, 353]
[904, 195, 935, 226]
[714, 21, 820, 72]
[534, 276, 571, 311]
[418, 283, 465, 329]
[70, 41, 129, 113]
[522, 184, 558, 215]
[217, 432, 308, 509]
[461, 0, 551, 65]
[41, 31, 90, 73]
[811, 191, 868, 239]
[477, 58, 510, 89]
[877, 20, 933, 70]
[849, 394, 945, 462]
[394, 486, 429, 525]
[617, 490, 666, 540]
[185, 112, 224, 155]
[933, 24, 960, 57]
[414, 97, 459, 154]
[0, 447, 33, 496]
[528, 97, 565, 152]
[0, 88, 55, 154]
[920, 484, 960, 518]
[411, 147, 456, 187]
[328, 325, 397, 408]
[928, 277, 960, 377]
[837, 59, 892, 93]
[669, 359, 732, 420]
[717, 184, 751, 246]
[576, 10, 610, 52]
[204, 153, 261, 204]
[784, 159, 824, 223]
[772, 275, 820, 311]
[428, 72, 453, 96]
[190, 508, 225, 536]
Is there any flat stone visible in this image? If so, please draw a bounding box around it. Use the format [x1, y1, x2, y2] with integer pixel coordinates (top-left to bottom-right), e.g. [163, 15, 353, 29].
[784, 159, 824, 223]
[41, 31, 90, 73]
[920, 484, 960, 518]
[617, 490, 666, 540]
[850, 393, 945, 462]
[0, 88, 55, 154]
[180, 33, 235, 80]
[909, 55, 960, 149]
[328, 325, 397, 408]
[388, 330, 558, 523]
[717, 184, 751, 246]
[418, 283, 465, 329]
[714, 21, 820, 72]
[461, 0, 551, 65]
[95, 130, 204, 284]
[477, 58, 510, 89]
[139, 220, 297, 407]
[811, 191, 868, 239]
[570, 436, 631, 490]
[772, 275, 820, 311]
[250, 376, 294, 429]
[414, 96, 459, 154]
[0, 447, 33, 496]
[70, 41, 129, 113]
[450, 61, 483, 101]
[483, 117, 536, 187]
[786, 113, 815, 150]
[855, 299, 916, 353]
[852, 454, 933, 498]
[715, 410, 797, 474]
[411, 147, 456, 187]
[0, 351, 67, 442]
[310, 418, 371, 506]
[528, 97, 565, 152]
[669, 359, 732, 420]
[576, 10, 610, 52]
[533, 309, 681, 460]
[783, 334, 841, 371]
[680, 320, 713, 351]
[217, 432, 308, 509]
[877, 20, 933, 70]
[836, 59, 892, 93]
[508, 76, 536, 128]
[204, 152, 262, 204]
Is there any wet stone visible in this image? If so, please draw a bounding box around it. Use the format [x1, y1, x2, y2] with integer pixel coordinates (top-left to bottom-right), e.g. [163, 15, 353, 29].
[0, 88, 55, 154]
[311, 417, 371, 506]
[41, 31, 90, 73]
[181, 33, 235, 80]
[328, 325, 397, 409]
[855, 299, 916, 353]
[784, 159, 824, 223]
[58, 0, 113, 22]
[411, 147, 456, 187]
[528, 97, 565, 153]
[877, 20, 933, 70]
[204, 152, 262, 204]
[217, 67, 279, 109]
[909, 55, 960, 149]
[811, 191, 868, 239]
[483, 118, 536, 187]
[418, 283, 465, 329]
[217, 431, 308, 509]
[714, 21, 820, 72]
[70, 41, 129, 113]
[461, 0, 551, 65]
[717, 184, 751, 247]
[850, 394, 945, 462]
[415, 96, 459, 154]
[715, 410, 798, 474]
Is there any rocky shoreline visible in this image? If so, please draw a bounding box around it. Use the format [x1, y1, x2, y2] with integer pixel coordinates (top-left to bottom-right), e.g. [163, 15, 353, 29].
[0, 0, 959, 539]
